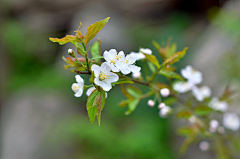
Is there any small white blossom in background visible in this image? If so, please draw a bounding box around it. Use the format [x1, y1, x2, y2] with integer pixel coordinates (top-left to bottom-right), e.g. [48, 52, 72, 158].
[132, 71, 141, 78]
[223, 113, 240, 131]
[209, 119, 219, 133]
[192, 86, 211, 102]
[115, 51, 141, 75]
[160, 88, 170, 97]
[189, 115, 197, 124]
[181, 65, 202, 85]
[71, 75, 84, 97]
[86, 87, 108, 98]
[159, 106, 172, 118]
[199, 141, 209, 151]
[148, 100, 155, 107]
[173, 81, 193, 93]
[103, 49, 121, 72]
[158, 103, 166, 109]
[91, 62, 119, 91]
[129, 48, 152, 61]
[209, 97, 228, 112]
[218, 126, 225, 134]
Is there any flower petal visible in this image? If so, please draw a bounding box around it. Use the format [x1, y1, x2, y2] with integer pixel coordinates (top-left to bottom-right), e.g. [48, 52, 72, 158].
[91, 64, 101, 77]
[75, 75, 84, 84]
[121, 68, 131, 75]
[106, 72, 119, 83]
[110, 63, 119, 72]
[101, 62, 111, 73]
[103, 50, 111, 62]
[74, 89, 83, 97]
[140, 48, 152, 55]
[101, 81, 112, 91]
[128, 65, 141, 73]
[86, 87, 96, 96]
[126, 54, 136, 64]
[94, 78, 101, 86]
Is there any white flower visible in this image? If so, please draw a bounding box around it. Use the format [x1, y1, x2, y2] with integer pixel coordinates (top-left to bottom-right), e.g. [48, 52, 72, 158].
[159, 106, 172, 118]
[91, 62, 119, 91]
[189, 115, 197, 124]
[223, 113, 240, 131]
[86, 87, 108, 98]
[181, 65, 202, 85]
[148, 100, 155, 107]
[173, 81, 193, 93]
[103, 49, 122, 72]
[158, 103, 166, 109]
[160, 88, 170, 97]
[129, 48, 152, 61]
[199, 141, 209, 151]
[132, 71, 141, 78]
[209, 119, 219, 132]
[71, 75, 84, 97]
[192, 86, 211, 102]
[209, 97, 228, 112]
[115, 52, 141, 75]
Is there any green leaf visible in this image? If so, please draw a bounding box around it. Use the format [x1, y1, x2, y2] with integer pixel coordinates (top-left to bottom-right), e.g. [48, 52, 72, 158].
[177, 110, 192, 119]
[90, 41, 102, 62]
[112, 76, 134, 85]
[143, 53, 160, 69]
[194, 105, 212, 116]
[84, 17, 110, 45]
[72, 41, 85, 55]
[49, 35, 76, 45]
[163, 97, 177, 105]
[179, 133, 196, 155]
[89, 71, 95, 83]
[126, 85, 142, 98]
[159, 70, 184, 80]
[177, 127, 194, 137]
[95, 88, 106, 126]
[125, 99, 140, 115]
[91, 56, 104, 60]
[86, 90, 99, 123]
[163, 47, 188, 66]
[147, 61, 156, 73]
[118, 99, 131, 108]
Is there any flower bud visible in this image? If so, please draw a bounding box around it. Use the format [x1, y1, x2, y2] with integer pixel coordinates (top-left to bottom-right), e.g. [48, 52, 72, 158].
[159, 106, 172, 118]
[132, 72, 141, 78]
[158, 103, 166, 109]
[147, 100, 155, 107]
[199, 141, 209, 151]
[68, 49, 76, 58]
[160, 88, 170, 97]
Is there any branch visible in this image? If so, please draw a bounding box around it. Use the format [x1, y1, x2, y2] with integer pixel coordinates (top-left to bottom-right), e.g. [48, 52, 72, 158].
[74, 70, 91, 74]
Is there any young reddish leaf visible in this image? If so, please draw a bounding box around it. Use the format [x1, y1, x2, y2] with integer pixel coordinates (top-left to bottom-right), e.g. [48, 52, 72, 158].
[112, 76, 134, 85]
[84, 17, 110, 45]
[163, 47, 188, 66]
[124, 99, 140, 115]
[159, 70, 184, 80]
[177, 110, 192, 119]
[143, 53, 161, 69]
[49, 35, 76, 45]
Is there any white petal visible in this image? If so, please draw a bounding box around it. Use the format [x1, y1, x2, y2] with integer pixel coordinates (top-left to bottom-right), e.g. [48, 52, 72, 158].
[103, 50, 112, 62]
[86, 87, 96, 96]
[91, 64, 101, 77]
[101, 62, 111, 73]
[126, 54, 136, 64]
[106, 72, 119, 83]
[94, 78, 101, 86]
[74, 89, 83, 97]
[75, 75, 84, 84]
[115, 60, 128, 69]
[110, 63, 119, 72]
[128, 65, 141, 73]
[129, 52, 145, 61]
[140, 48, 152, 55]
[101, 81, 112, 91]
[121, 69, 131, 75]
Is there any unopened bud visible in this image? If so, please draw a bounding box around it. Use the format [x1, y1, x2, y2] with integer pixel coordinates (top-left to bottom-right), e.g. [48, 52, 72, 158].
[159, 106, 172, 118]
[68, 49, 76, 58]
[160, 88, 170, 97]
[132, 72, 141, 78]
[158, 103, 166, 109]
[148, 100, 155, 107]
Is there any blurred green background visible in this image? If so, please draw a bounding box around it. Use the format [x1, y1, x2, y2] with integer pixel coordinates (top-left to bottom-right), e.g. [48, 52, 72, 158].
[1, 0, 240, 159]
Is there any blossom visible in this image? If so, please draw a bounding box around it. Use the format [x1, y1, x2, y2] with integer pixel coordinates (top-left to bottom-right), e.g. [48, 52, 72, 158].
[91, 62, 119, 91]
[181, 65, 202, 85]
[209, 119, 219, 132]
[223, 113, 240, 131]
[173, 81, 193, 93]
[129, 48, 152, 61]
[158, 103, 166, 109]
[160, 88, 170, 97]
[86, 87, 108, 98]
[103, 49, 121, 72]
[71, 75, 84, 97]
[189, 115, 197, 124]
[192, 86, 211, 101]
[132, 71, 141, 78]
[209, 97, 228, 112]
[115, 52, 141, 75]
[148, 100, 155, 107]
[159, 106, 172, 118]
[199, 141, 209, 151]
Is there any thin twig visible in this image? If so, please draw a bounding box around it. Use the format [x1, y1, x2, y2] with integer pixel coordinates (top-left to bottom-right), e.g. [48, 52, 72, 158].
[74, 70, 91, 74]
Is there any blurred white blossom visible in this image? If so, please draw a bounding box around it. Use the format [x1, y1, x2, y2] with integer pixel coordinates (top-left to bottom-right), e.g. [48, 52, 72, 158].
[148, 100, 155, 107]
[199, 141, 209, 151]
[209, 119, 219, 133]
[173, 81, 193, 93]
[189, 115, 197, 124]
[132, 71, 141, 78]
[158, 103, 166, 109]
[71, 75, 84, 97]
[181, 65, 202, 85]
[209, 97, 228, 112]
[159, 106, 172, 118]
[160, 88, 170, 97]
[192, 86, 211, 101]
[129, 48, 152, 61]
[223, 113, 240, 131]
